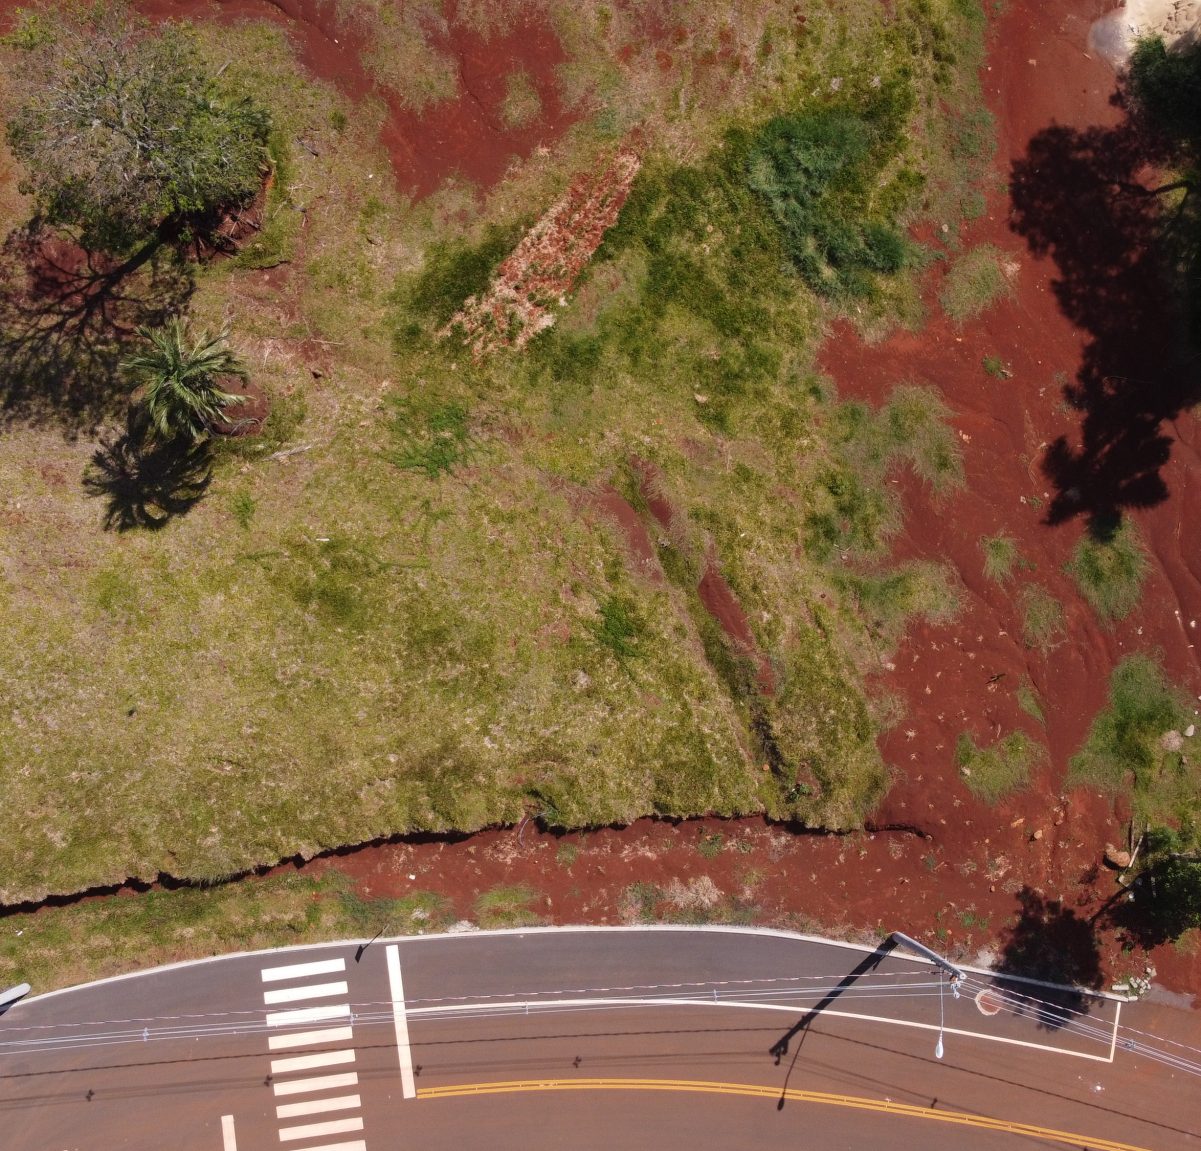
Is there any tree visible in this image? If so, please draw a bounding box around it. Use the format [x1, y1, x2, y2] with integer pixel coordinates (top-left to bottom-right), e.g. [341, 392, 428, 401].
[123, 318, 249, 442]
[3, 2, 271, 252]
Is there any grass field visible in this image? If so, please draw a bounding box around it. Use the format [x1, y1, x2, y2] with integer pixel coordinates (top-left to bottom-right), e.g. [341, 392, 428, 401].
[0, 0, 993, 903]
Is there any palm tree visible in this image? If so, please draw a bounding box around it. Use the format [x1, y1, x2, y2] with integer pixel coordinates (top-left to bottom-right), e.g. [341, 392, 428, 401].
[123, 318, 250, 442]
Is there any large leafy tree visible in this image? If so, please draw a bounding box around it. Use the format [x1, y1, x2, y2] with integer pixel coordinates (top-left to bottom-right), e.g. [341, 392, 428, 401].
[123, 318, 249, 442]
[3, 2, 271, 252]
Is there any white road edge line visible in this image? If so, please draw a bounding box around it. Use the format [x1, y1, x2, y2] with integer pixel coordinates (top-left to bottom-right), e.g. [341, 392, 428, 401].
[405, 996, 1116, 1063]
[385, 943, 417, 1098]
[262, 959, 347, 983]
[276, 1143, 365, 1151]
[221, 1114, 237, 1151]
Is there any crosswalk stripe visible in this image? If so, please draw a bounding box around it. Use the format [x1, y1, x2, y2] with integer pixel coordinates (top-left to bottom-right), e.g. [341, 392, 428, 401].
[263, 981, 349, 1006]
[276, 1094, 361, 1120]
[273, 1072, 359, 1097]
[267, 1026, 354, 1051]
[271, 1049, 356, 1075]
[261, 959, 346, 983]
[266, 1004, 350, 1028]
[278, 1116, 364, 1142]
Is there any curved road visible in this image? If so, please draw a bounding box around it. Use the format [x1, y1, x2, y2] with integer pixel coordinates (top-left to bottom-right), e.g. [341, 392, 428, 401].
[0, 927, 1196, 1150]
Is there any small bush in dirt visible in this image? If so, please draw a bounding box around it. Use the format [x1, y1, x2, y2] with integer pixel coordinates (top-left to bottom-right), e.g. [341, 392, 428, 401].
[980, 532, 1019, 582]
[1019, 585, 1066, 653]
[1016, 678, 1046, 725]
[1065, 518, 1147, 622]
[473, 884, 543, 929]
[955, 730, 1041, 803]
[981, 354, 1012, 379]
[940, 244, 1014, 323]
[1069, 655, 1195, 826]
[4, 3, 270, 252]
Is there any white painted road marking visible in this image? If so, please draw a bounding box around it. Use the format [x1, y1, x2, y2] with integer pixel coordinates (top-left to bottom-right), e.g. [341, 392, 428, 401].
[221, 1114, 237, 1151]
[385, 944, 416, 1099]
[273, 1072, 359, 1097]
[278, 1143, 365, 1151]
[271, 1049, 356, 1075]
[266, 1004, 351, 1028]
[262, 958, 347, 983]
[263, 981, 350, 1005]
[268, 1026, 354, 1051]
[276, 1094, 362, 1119]
[278, 1116, 364, 1141]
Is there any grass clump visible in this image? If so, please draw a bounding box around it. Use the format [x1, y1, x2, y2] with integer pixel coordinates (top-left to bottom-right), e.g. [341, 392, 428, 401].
[982, 354, 1011, 379]
[836, 561, 961, 646]
[1016, 678, 1046, 725]
[1066, 519, 1148, 622]
[980, 532, 1019, 582]
[940, 244, 1014, 322]
[473, 883, 544, 929]
[1019, 586, 1066, 653]
[500, 69, 541, 129]
[955, 730, 1042, 802]
[592, 593, 647, 661]
[385, 396, 472, 478]
[1069, 655, 1197, 831]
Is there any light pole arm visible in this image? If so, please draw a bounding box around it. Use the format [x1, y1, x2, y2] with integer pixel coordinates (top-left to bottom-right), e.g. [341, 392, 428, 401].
[889, 932, 965, 982]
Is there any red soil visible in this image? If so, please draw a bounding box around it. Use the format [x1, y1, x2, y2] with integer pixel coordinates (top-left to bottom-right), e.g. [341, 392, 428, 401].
[130, 0, 579, 201]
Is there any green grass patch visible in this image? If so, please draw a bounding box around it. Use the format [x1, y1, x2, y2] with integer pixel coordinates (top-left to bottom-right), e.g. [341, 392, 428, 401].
[982, 354, 1012, 379]
[1019, 586, 1066, 653]
[1016, 678, 1046, 725]
[1069, 655, 1198, 833]
[1066, 519, 1148, 622]
[473, 883, 544, 929]
[955, 730, 1042, 802]
[980, 532, 1019, 582]
[385, 395, 472, 478]
[940, 244, 1014, 323]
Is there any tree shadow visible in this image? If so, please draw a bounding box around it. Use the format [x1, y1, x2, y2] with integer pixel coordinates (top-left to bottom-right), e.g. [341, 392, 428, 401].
[1102, 857, 1201, 949]
[82, 408, 212, 531]
[0, 221, 194, 435]
[1009, 107, 1199, 538]
[995, 887, 1102, 1030]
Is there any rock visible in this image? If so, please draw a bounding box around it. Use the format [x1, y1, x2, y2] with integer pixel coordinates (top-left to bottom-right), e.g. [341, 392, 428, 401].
[1104, 844, 1133, 869]
[1186, 724, 1196, 738]
[1031, 829, 1044, 841]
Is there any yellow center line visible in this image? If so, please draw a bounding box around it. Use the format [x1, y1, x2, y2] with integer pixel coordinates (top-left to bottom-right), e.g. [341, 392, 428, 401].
[417, 1078, 1151, 1151]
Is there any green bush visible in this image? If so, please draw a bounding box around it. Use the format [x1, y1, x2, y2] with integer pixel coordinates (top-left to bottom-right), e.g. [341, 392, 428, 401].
[5, 4, 270, 252]
[1066, 519, 1148, 622]
[746, 93, 913, 300]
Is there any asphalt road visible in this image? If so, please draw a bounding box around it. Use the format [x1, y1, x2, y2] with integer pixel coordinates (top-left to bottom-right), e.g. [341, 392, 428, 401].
[0, 927, 1196, 1150]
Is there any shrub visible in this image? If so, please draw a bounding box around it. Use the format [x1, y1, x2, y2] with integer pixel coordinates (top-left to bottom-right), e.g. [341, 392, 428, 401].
[955, 730, 1041, 802]
[1019, 586, 1066, 653]
[5, 3, 270, 252]
[980, 532, 1018, 582]
[746, 96, 912, 300]
[473, 884, 543, 929]
[1066, 518, 1147, 622]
